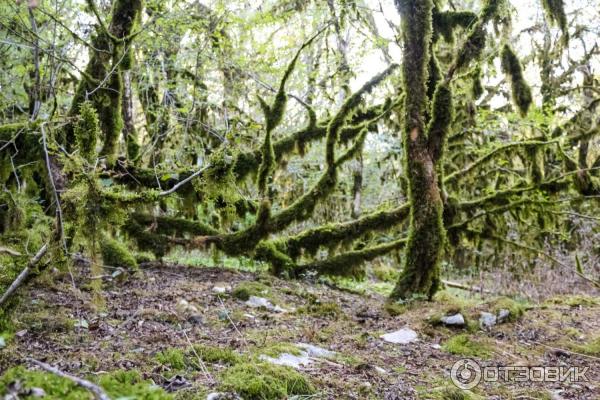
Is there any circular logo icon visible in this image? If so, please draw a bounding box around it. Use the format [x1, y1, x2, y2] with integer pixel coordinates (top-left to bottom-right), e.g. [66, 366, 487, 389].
[451, 359, 482, 390]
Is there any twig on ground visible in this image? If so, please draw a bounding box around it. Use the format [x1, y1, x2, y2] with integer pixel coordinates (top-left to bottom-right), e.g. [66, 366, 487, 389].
[178, 322, 214, 384]
[26, 358, 112, 400]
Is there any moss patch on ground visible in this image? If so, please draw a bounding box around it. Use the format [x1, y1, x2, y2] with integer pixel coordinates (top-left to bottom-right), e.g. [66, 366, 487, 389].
[219, 361, 314, 400]
[189, 344, 241, 365]
[0, 367, 171, 399]
[442, 334, 493, 359]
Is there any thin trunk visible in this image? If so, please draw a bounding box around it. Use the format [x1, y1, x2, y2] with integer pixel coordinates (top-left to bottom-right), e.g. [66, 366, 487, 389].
[121, 70, 139, 160]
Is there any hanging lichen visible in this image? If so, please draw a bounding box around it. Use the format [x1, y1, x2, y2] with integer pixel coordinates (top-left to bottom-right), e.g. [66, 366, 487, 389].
[432, 10, 477, 43]
[74, 101, 100, 163]
[541, 0, 568, 41]
[500, 45, 532, 116]
[471, 66, 484, 99]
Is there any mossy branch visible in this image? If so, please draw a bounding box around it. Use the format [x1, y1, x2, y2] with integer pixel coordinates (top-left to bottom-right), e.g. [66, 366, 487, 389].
[295, 237, 407, 277]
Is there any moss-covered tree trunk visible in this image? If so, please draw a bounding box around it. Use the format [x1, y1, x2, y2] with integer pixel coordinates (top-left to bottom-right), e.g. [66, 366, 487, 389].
[390, 0, 444, 300]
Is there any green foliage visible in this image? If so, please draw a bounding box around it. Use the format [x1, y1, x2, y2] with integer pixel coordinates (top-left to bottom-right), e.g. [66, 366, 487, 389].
[219, 361, 314, 400]
[500, 45, 532, 116]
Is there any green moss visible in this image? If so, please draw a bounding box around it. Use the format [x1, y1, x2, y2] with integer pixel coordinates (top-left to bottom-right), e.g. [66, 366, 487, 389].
[231, 281, 271, 301]
[258, 343, 303, 357]
[372, 263, 400, 282]
[442, 334, 493, 358]
[488, 297, 525, 321]
[17, 309, 74, 334]
[74, 101, 100, 162]
[99, 369, 172, 399]
[101, 236, 138, 270]
[546, 294, 599, 307]
[471, 67, 484, 99]
[189, 344, 240, 365]
[297, 301, 341, 318]
[219, 361, 314, 400]
[0, 367, 171, 399]
[433, 10, 477, 43]
[155, 348, 187, 370]
[0, 366, 88, 399]
[500, 45, 532, 116]
[384, 301, 408, 316]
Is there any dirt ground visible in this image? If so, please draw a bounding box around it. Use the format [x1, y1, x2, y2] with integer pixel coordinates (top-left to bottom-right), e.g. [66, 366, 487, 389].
[1, 263, 599, 399]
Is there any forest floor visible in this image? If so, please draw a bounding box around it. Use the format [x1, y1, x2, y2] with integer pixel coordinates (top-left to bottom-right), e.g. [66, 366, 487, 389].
[1, 262, 599, 399]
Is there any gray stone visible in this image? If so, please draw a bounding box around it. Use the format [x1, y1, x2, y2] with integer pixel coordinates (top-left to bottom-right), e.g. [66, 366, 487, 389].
[380, 328, 418, 344]
[245, 296, 289, 313]
[479, 312, 497, 329]
[497, 309, 511, 323]
[440, 313, 465, 326]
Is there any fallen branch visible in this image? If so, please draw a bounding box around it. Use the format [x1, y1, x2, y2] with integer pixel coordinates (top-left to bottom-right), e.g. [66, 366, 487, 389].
[441, 279, 495, 294]
[26, 358, 111, 400]
[0, 246, 22, 256]
[0, 244, 48, 307]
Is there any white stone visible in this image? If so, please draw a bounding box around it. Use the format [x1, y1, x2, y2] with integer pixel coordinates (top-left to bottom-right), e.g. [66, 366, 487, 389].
[380, 328, 418, 344]
[245, 296, 288, 313]
[259, 352, 311, 369]
[212, 285, 231, 294]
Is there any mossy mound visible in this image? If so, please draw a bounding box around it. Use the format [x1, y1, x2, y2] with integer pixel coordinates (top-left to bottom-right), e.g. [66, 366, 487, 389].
[0, 367, 171, 399]
[189, 344, 241, 365]
[155, 348, 187, 370]
[442, 334, 493, 359]
[101, 236, 138, 270]
[488, 297, 525, 322]
[219, 361, 314, 400]
[297, 300, 341, 318]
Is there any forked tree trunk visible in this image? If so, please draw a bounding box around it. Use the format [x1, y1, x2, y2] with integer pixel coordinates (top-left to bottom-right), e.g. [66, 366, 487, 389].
[390, 0, 444, 300]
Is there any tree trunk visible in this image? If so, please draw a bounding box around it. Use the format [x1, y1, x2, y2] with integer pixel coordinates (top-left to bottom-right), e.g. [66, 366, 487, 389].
[390, 0, 443, 300]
